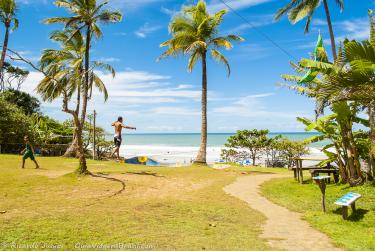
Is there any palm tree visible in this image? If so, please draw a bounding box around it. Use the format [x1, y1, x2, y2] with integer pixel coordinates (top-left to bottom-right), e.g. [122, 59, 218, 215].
[38, 29, 114, 173]
[0, 0, 18, 91]
[44, 0, 121, 173]
[159, 0, 243, 164]
[274, 0, 344, 60]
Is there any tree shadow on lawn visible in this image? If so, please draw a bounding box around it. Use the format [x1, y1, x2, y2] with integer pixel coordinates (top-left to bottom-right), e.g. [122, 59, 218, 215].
[332, 207, 369, 222]
[88, 172, 126, 197]
[123, 171, 165, 178]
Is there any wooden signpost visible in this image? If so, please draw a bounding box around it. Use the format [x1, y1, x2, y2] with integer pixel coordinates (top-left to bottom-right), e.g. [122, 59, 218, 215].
[312, 175, 331, 212]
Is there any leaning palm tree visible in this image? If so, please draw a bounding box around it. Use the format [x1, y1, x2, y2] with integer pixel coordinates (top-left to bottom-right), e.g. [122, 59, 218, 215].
[44, 0, 122, 173]
[159, 0, 243, 164]
[38, 28, 114, 174]
[275, 0, 344, 60]
[0, 0, 18, 91]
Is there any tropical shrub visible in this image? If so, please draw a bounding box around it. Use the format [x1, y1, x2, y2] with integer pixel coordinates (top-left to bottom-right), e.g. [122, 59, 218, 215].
[221, 129, 308, 167]
[273, 137, 309, 168]
[279, 13, 375, 185]
[0, 97, 33, 153]
[0, 89, 40, 115]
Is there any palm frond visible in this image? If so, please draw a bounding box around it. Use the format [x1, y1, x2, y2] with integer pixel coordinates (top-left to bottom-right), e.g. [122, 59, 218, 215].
[211, 49, 230, 76]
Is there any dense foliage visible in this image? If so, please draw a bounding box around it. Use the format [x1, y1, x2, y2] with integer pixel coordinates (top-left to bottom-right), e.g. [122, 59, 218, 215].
[0, 89, 40, 115]
[280, 10, 375, 185]
[0, 93, 74, 155]
[0, 96, 33, 152]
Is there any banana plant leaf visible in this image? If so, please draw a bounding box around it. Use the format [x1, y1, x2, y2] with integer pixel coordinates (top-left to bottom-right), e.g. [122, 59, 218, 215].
[299, 69, 318, 83]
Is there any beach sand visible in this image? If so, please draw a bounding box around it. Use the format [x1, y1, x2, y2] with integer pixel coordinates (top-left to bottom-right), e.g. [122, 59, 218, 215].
[120, 145, 327, 166]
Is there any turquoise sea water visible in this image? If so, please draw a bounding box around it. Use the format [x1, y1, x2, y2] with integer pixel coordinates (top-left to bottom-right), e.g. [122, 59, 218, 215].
[111, 132, 327, 147]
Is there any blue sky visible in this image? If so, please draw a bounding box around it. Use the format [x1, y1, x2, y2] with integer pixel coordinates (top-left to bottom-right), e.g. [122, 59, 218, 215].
[6, 0, 373, 133]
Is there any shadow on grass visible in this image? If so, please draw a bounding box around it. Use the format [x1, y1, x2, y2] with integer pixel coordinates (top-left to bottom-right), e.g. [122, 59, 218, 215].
[332, 207, 369, 222]
[124, 171, 165, 178]
[88, 172, 126, 197]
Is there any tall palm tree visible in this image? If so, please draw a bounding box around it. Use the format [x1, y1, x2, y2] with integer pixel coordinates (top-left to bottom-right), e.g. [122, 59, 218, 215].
[0, 0, 18, 91]
[38, 28, 114, 174]
[275, 0, 344, 60]
[44, 0, 121, 173]
[159, 0, 243, 164]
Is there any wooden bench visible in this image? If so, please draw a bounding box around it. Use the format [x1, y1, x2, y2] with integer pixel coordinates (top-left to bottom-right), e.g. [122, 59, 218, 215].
[335, 192, 362, 219]
[292, 158, 333, 184]
[291, 166, 318, 183]
[310, 168, 339, 183]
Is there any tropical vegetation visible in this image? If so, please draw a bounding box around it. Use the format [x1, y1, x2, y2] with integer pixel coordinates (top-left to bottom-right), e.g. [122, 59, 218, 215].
[280, 10, 375, 185]
[221, 129, 309, 167]
[36, 0, 122, 174]
[0, 92, 73, 155]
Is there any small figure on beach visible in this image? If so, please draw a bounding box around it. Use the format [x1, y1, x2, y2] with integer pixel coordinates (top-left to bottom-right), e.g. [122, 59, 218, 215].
[111, 116, 136, 161]
[21, 136, 40, 169]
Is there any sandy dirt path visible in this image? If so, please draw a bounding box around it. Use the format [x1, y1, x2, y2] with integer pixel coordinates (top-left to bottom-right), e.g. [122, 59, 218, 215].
[224, 174, 341, 251]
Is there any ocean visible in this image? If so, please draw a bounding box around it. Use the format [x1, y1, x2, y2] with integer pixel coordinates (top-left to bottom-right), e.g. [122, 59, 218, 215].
[115, 132, 327, 147]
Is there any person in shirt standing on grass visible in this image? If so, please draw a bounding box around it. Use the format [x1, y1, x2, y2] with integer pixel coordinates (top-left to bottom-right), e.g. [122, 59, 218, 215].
[111, 116, 136, 161]
[21, 136, 40, 169]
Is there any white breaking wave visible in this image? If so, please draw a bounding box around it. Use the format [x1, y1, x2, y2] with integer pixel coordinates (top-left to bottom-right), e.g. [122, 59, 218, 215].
[120, 145, 327, 165]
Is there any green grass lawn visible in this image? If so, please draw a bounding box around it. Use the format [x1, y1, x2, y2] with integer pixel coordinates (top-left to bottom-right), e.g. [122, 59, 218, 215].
[261, 177, 375, 251]
[0, 154, 281, 251]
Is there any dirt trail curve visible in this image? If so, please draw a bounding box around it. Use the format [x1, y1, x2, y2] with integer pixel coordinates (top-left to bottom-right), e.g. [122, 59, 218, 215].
[224, 174, 341, 251]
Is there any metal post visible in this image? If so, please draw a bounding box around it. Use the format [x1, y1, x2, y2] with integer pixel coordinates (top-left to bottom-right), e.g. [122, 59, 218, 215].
[92, 110, 96, 160]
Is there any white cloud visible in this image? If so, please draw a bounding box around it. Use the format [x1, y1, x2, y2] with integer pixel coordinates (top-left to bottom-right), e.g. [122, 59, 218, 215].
[17, 0, 47, 4]
[234, 43, 271, 60]
[224, 14, 274, 34]
[336, 18, 369, 41]
[20, 69, 200, 114]
[110, 0, 166, 10]
[17, 0, 167, 11]
[160, 6, 177, 16]
[114, 32, 127, 36]
[149, 107, 200, 116]
[98, 57, 121, 63]
[208, 0, 274, 13]
[11, 50, 41, 62]
[135, 23, 163, 38]
[110, 97, 179, 104]
[312, 17, 370, 43]
[213, 93, 301, 119]
[176, 84, 194, 89]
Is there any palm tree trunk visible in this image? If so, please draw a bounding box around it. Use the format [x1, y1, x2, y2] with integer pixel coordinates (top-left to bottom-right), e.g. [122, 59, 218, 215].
[64, 84, 81, 158]
[76, 25, 91, 174]
[0, 24, 10, 92]
[64, 134, 79, 157]
[334, 143, 348, 183]
[369, 102, 375, 181]
[322, 0, 337, 60]
[348, 129, 363, 180]
[195, 51, 208, 164]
